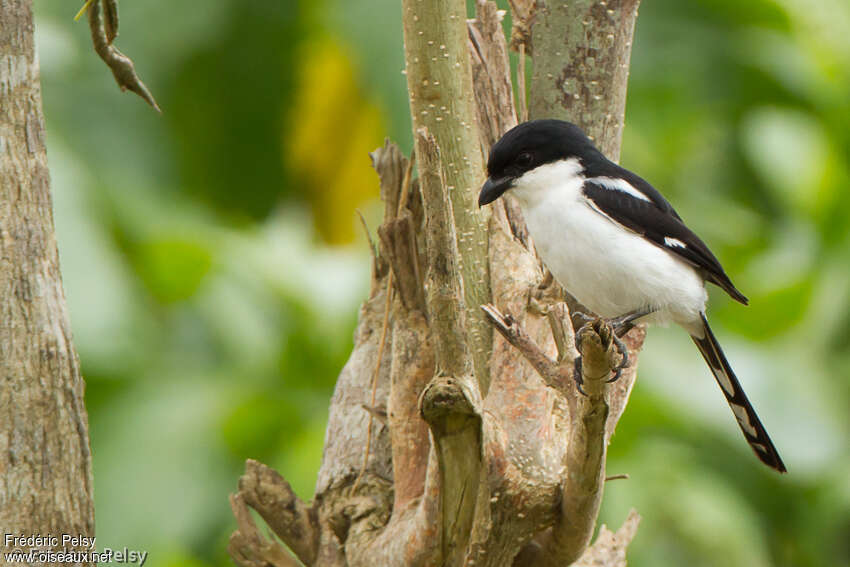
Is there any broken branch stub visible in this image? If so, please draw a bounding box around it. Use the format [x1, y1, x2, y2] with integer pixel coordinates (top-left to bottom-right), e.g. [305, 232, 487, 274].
[228, 493, 301, 567]
[234, 460, 318, 566]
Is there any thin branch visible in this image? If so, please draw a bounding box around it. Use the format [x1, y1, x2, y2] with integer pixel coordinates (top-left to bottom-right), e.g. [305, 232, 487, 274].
[74, 0, 96, 22]
[546, 302, 578, 364]
[480, 303, 568, 391]
[350, 282, 393, 496]
[356, 210, 378, 266]
[84, 0, 160, 112]
[536, 321, 621, 566]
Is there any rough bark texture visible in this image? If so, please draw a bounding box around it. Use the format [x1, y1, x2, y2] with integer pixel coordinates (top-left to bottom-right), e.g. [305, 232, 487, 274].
[0, 0, 95, 559]
[229, 1, 645, 565]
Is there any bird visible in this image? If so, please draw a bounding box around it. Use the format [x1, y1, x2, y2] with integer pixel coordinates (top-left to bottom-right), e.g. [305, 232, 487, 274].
[478, 119, 786, 473]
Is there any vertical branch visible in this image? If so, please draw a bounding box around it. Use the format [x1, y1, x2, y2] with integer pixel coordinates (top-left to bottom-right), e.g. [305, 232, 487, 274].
[402, 0, 493, 393]
[416, 127, 470, 379]
[528, 0, 641, 161]
[416, 127, 483, 567]
[541, 323, 616, 566]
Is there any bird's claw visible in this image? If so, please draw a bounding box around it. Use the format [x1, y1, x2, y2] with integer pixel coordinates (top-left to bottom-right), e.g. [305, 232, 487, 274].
[573, 356, 587, 396]
[607, 332, 630, 383]
[571, 311, 595, 329]
[608, 307, 654, 337]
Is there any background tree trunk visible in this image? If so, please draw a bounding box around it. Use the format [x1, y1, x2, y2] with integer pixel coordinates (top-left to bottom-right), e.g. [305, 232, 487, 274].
[0, 0, 95, 560]
[229, 2, 643, 566]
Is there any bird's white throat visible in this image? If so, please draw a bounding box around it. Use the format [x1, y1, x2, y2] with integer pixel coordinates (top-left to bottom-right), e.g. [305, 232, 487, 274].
[511, 157, 584, 208]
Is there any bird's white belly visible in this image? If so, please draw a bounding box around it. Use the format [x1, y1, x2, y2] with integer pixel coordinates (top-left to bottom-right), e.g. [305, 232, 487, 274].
[521, 189, 707, 330]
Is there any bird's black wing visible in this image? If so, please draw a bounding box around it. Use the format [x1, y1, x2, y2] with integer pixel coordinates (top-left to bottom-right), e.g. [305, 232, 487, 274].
[582, 177, 748, 305]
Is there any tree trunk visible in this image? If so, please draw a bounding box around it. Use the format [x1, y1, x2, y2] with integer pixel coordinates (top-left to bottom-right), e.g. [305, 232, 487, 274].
[229, 2, 643, 566]
[0, 0, 95, 560]
[528, 0, 641, 160]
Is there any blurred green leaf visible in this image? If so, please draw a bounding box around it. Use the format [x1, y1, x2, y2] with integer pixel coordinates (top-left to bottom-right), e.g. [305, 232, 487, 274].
[136, 238, 213, 303]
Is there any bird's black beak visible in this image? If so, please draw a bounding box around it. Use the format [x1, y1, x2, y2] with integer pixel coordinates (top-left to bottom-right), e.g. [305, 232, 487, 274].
[478, 176, 514, 207]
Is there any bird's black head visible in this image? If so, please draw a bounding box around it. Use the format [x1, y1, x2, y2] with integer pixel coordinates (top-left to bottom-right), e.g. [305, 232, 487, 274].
[478, 119, 601, 206]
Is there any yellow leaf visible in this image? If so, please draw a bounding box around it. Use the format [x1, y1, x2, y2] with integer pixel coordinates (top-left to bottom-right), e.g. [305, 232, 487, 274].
[286, 38, 385, 244]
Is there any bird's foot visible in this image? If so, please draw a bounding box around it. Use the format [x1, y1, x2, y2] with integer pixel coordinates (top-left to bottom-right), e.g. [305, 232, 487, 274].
[572, 313, 638, 391]
[574, 308, 653, 337]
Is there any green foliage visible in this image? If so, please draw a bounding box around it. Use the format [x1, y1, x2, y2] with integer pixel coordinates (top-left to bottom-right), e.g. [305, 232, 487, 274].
[31, 0, 850, 565]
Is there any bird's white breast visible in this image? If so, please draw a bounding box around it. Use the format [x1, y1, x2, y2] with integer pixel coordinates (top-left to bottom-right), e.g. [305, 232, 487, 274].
[511, 158, 707, 333]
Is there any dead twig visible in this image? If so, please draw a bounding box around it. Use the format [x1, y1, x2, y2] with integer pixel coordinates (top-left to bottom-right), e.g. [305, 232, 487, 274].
[80, 0, 160, 112]
[351, 153, 416, 496]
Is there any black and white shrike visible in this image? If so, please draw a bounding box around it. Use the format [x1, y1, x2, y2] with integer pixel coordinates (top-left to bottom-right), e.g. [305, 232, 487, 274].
[478, 119, 785, 473]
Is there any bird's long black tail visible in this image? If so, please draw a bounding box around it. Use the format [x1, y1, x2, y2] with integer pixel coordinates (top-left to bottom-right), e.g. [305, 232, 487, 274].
[690, 313, 786, 472]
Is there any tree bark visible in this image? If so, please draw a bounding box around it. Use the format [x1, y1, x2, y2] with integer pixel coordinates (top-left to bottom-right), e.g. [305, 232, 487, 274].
[528, 0, 641, 160]
[402, 0, 493, 392]
[0, 0, 95, 559]
[229, 2, 644, 566]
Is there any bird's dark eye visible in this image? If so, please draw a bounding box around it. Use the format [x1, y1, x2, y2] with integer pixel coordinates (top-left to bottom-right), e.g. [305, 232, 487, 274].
[516, 152, 534, 168]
